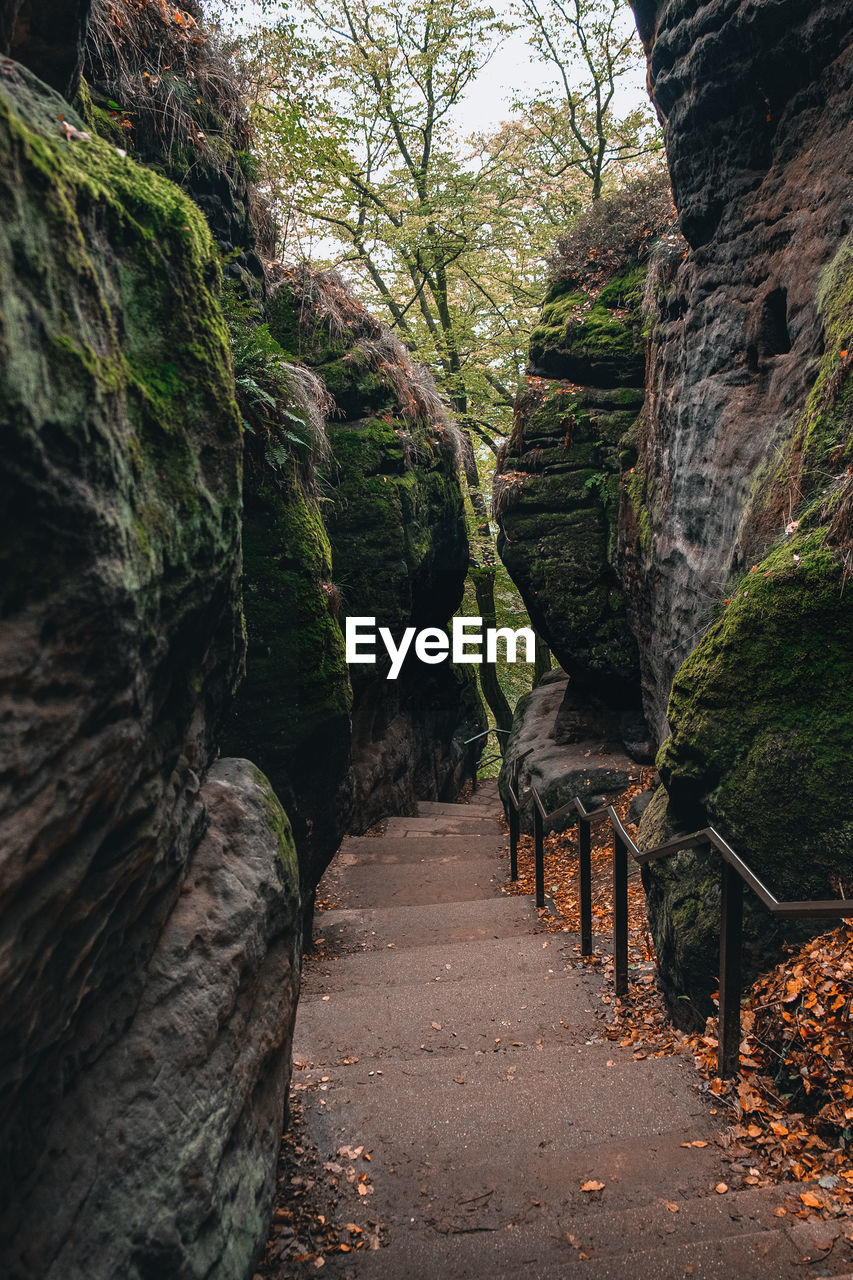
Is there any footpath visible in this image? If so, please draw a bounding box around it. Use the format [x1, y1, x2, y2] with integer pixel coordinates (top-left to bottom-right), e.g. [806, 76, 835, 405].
[280, 780, 848, 1279]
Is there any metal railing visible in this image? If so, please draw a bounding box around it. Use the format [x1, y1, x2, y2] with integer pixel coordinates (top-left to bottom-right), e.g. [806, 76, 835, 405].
[466, 727, 512, 778]
[504, 757, 852, 1077]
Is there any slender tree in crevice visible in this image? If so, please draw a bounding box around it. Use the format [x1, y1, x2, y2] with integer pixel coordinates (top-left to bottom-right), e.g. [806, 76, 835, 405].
[470, 564, 514, 751]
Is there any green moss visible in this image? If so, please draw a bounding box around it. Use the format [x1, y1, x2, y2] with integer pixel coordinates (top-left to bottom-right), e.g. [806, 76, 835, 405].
[658, 525, 853, 898]
[240, 471, 351, 738]
[0, 68, 241, 616]
[250, 764, 301, 896]
[497, 263, 646, 697]
[325, 416, 464, 629]
[73, 77, 128, 147]
[529, 265, 647, 386]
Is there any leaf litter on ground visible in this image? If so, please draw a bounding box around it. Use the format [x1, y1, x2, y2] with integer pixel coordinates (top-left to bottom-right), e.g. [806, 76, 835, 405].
[257, 1090, 386, 1276]
[502, 776, 853, 1233]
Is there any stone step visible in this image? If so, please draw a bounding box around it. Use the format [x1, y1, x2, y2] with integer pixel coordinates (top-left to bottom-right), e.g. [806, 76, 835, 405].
[383, 815, 501, 836]
[293, 1040, 708, 1147]
[331, 855, 505, 909]
[309, 1222, 807, 1280]
[473, 777, 500, 790]
[416, 801, 499, 818]
[339, 834, 505, 864]
[295, 971, 607, 1066]
[303, 932, 576, 995]
[287, 769, 833, 1280]
[315, 897, 545, 951]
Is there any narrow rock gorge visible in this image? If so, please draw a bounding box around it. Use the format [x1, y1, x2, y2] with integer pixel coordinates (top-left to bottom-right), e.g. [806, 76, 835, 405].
[2, 0, 852, 1276]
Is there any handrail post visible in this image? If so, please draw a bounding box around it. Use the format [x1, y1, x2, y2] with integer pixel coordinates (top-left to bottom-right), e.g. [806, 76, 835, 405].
[509, 803, 519, 881]
[718, 858, 744, 1078]
[533, 801, 545, 910]
[579, 815, 593, 957]
[613, 828, 629, 997]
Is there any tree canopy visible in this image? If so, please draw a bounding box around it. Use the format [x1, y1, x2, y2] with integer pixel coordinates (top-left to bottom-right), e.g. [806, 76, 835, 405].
[235, 0, 660, 441]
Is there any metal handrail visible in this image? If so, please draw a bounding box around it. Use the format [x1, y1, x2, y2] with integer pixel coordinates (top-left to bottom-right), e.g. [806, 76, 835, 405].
[503, 765, 851, 1077]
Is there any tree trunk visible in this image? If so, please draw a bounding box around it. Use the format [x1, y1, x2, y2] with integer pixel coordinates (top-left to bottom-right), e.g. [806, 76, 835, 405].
[458, 427, 490, 526]
[471, 566, 513, 752]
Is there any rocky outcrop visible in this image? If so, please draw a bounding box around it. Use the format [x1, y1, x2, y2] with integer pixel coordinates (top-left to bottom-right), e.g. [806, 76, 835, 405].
[81, 0, 264, 280]
[493, 3, 853, 1025]
[499, 670, 637, 834]
[224, 465, 354, 914]
[6, 759, 301, 1280]
[493, 176, 675, 763]
[637, 240, 853, 1027]
[324, 395, 484, 829]
[494, 234, 655, 755]
[624, 0, 853, 736]
[624, 0, 853, 1025]
[264, 268, 484, 832]
[0, 64, 299, 1277]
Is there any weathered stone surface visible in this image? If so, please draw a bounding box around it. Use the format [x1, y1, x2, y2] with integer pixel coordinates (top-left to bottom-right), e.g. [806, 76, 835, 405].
[1, 0, 91, 98]
[5, 758, 301, 1280]
[224, 469, 354, 914]
[499, 670, 637, 835]
[266, 269, 485, 832]
[627, 0, 853, 1023]
[326, 414, 485, 828]
[0, 64, 244, 1265]
[623, 0, 853, 736]
[495, 262, 649, 742]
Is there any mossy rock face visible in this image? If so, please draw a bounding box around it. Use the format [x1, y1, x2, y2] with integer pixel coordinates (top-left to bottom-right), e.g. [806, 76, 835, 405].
[641, 235, 853, 1026]
[496, 264, 648, 737]
[223, 467, 353, 904]
[0, 65, 243, 1264]
[326, 416, 469, 633]
[640, 527, 853, 1027]
[325, 413, 484, 828]
[529, 267, 647, 386]
[267, 279, 482, 826]
[235, 275, 481, 851]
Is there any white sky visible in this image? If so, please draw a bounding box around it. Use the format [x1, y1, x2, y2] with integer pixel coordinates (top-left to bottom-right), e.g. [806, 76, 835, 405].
[212, 0, 649, 139]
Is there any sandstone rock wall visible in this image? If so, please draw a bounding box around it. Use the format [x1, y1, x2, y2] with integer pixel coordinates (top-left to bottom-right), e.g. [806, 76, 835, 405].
[495, 1, 853, 1028]
[0, 64, 298, 1275]
[1, 0, 90, 97]
[499, 670, 636, 835]
[495, 267, 646, 728]
[626, 0, 853, 1026]
[262, 268, 484, 833]
[624, 0, 853, 737]
[6, 759, 301, 1280]
[81, 0, 264, 281]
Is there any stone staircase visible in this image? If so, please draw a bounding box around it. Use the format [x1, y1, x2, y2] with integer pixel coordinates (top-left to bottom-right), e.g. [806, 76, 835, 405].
[291, 781, 852, 1279]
